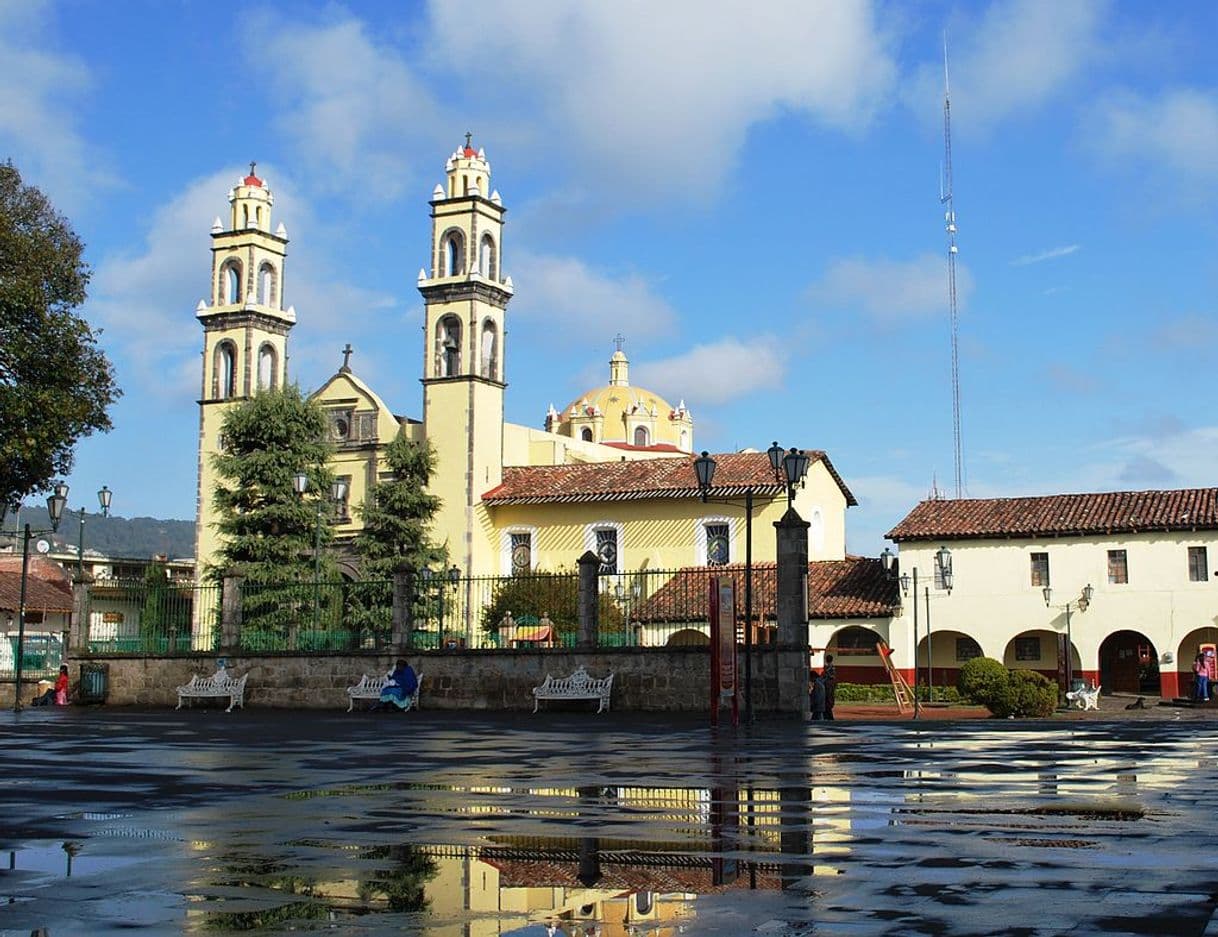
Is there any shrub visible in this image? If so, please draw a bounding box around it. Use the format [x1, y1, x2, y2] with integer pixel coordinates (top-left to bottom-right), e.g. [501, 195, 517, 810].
[958, 657, 1008, 705]
[995, 670, 1059, 718]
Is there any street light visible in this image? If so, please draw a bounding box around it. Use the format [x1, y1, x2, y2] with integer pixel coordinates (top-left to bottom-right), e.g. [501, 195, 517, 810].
[614, 579, 642, 645]
[899, 545, 953, 718]
[1043, 582, 1093, 699]
[13, 482, 69, 711]
[693, 445, 803, 723]
[292, 473, 348, 631]
[76, 485, 113, 579]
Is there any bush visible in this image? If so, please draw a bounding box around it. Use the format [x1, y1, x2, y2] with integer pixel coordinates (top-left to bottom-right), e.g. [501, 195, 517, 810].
[958, 657, 1059, 717]
[958, 657, 1009, 705]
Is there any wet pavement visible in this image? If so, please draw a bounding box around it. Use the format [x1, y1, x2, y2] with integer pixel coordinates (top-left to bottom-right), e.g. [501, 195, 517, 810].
[1, 707, 1216, 936]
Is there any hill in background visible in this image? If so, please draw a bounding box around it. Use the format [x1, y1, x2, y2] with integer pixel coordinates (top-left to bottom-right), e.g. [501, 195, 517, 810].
[2, 506, 195, 560]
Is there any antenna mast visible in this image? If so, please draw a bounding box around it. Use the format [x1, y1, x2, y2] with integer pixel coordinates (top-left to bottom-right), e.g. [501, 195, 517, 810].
[941, 37, 964, 498]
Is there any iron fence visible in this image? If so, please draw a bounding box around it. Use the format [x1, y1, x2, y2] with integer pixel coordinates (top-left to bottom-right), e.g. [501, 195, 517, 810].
[0, 630, 65, 680]
[238, 579, 393, 652]
[84, 579, 221, 655]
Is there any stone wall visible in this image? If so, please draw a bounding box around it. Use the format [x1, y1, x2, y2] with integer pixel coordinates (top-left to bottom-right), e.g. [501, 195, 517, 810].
[2, 646, 808, 713]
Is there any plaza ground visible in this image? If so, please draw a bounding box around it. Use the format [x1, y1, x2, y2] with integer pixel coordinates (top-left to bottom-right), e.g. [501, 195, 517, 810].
[1, 707, 1216, 935]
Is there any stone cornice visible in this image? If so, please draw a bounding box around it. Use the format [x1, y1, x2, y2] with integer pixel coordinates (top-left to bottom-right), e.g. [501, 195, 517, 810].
[420, 374, 507, 391]
[418, 281, 512, 308]
[197, 309, 294, 334]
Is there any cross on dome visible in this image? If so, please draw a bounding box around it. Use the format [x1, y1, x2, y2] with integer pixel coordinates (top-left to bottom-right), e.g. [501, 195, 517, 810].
[243, 160, 263, 187]
[613, 333, 625, 353]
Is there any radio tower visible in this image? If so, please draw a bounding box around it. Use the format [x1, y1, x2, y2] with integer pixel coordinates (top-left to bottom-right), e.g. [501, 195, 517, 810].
[940, 38, 964, 499]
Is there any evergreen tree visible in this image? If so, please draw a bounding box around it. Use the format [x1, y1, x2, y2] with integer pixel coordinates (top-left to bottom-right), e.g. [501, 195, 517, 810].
[0, 162, 120, 508]
[353, 434, 445, 577]
[210, 386, 336, 641]
[349, 434, 445, 642]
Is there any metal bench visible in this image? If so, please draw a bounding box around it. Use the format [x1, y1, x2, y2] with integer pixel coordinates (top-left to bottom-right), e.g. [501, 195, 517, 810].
[532, 666, 613, 713]
[176, 668, 247, 712]
[1065, 683, 1101, 711]
[346, 671, 423, 712]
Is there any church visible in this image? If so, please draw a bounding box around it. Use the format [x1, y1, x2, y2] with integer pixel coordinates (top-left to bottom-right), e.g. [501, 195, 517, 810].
[191, 140, 859, 597]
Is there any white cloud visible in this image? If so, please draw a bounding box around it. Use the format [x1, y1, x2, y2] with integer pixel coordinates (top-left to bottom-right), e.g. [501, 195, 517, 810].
[632, 338, 787, 406]
[1086, 87, 1218, 179]
[427, 0, 896, 200]
[1011, 244, 1080, 266]
[0, 1, 115, 210]
[806, 254, 972, 323]
[250, 14, 445, 200]
[905, 0, 1107, 133]
[88, 168, 396, 399]
[509, 250, 679, 345]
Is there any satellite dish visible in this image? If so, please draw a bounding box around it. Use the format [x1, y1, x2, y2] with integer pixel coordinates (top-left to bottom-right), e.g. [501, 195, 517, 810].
[35, 539, 50, 554]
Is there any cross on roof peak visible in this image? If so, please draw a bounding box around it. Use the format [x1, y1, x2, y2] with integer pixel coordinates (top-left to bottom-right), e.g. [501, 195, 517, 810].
[341, 343, 353, 372]
[613, 333, 625, 353]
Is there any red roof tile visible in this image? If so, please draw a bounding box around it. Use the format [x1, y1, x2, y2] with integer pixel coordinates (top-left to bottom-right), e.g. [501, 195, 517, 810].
[887, 488, 1218, 542]
[0, 556, 73, 614]
[483, 451, 856, 506]
[631, 557, 898, 623]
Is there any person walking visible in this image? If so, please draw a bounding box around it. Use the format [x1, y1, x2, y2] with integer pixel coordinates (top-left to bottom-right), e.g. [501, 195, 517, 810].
[823, 653, 837, 720]
[1194, 653, 1211, 702]
[809, 670, 826, 720]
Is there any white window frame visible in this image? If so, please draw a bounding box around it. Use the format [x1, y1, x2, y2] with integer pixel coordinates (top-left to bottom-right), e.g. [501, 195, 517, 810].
[500, 526, 537, 575]
[693, 515, 736, 566]
[584, 521, 625, 573]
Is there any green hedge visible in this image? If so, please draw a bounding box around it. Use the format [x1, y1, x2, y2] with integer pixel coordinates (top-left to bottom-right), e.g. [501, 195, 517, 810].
[957, 657, 1059, 717]
[833, 682, 960, 704]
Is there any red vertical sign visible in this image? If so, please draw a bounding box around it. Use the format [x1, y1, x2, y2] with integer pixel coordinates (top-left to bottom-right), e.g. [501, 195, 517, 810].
[709, 577, 738, 727]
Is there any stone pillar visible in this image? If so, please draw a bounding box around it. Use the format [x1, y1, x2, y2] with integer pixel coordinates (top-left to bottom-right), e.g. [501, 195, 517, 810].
[775, 507, 811, 717]
[220, 570, 244, 651]
[69, 577, 90, 653]
[392, 562, 415, 650]
[577, 550, 600, 649]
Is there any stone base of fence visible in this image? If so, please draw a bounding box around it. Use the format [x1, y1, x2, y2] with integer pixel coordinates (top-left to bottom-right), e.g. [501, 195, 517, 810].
[16, 646, 809, 713]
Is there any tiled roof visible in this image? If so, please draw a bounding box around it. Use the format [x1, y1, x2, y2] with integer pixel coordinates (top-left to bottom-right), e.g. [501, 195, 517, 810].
[887, 488, 1218, 542]
[0, 556, 74, 614]
[484, 855, 781, 892]
[483, 450, 857, 506]
[632, 557, 898, 623]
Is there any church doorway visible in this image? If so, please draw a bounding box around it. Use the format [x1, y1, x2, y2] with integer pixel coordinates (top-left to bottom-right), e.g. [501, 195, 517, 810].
[1098, 630, 1160, 695]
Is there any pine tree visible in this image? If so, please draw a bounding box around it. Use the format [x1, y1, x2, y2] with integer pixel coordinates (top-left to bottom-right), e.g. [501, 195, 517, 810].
[210, 386, 336, 642]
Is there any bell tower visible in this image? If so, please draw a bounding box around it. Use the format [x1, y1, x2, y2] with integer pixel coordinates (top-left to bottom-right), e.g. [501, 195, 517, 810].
[193, 163, 296, 579]
[418, 136, 514, 573]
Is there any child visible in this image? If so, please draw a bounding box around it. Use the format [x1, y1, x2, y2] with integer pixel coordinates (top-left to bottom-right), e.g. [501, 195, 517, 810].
[32, 665, 70, 707]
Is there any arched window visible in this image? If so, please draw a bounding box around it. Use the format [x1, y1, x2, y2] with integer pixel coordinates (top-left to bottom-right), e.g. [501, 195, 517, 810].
[479, 234, 496, 280]
[437, 316, 461, 376]
[223, 261, 242, 304]
[215, 342, 236, 399]
[257, 263, 277, 306]
[581, 428, 593, 442]
[634, 426, 649, 447]
[257, 344, 277, 390]
[242, 205, 249, 228]
[680, 429, 689, 451]
[480, 320, 498, 379]
[441, 230, 464, 277]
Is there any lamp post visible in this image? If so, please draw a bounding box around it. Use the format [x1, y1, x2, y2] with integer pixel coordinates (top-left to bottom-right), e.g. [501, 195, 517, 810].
[1043, 583, 1093, 700]
[693, 444, 809, 724]
[76, 485, 113, 579]
[292, 473, 348, 632]
[899, 545, 952, 717]
[13, 482, 69, 712]
[614, 580, 642, 645]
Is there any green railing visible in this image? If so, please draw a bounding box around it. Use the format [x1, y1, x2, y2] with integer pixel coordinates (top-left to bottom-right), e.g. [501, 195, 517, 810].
[237, 579, 392, 653]
[85, 579, 221, 655]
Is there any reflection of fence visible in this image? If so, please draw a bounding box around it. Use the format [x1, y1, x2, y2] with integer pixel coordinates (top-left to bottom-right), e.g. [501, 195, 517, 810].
[1, 632, 65, 679]
[79, 567, 769, 655]
[84, 579, 221, 654]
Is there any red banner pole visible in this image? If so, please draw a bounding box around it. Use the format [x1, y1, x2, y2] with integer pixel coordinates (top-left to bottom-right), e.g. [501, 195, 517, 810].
[709, 576, 721, 727]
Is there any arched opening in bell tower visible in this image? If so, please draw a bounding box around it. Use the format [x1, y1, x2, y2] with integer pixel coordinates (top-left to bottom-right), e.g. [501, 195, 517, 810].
[437, 316, 462, 377]
[480, 320, 499, 380]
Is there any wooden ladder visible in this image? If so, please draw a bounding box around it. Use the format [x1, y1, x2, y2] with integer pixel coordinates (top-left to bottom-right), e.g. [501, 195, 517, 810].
[877, 641, 913, 714]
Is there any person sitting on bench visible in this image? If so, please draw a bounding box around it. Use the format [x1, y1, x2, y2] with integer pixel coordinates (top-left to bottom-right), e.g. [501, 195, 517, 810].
[379, 659, 419, 711]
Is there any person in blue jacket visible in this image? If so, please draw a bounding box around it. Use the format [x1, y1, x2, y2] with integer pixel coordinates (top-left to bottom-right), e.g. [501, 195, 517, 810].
[379, 659, 419, 711]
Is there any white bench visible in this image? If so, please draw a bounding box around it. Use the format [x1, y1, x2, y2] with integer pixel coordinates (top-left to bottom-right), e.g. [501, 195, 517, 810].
[532, 666, 614, 713]
[346, 671, 423, 712]
[1066, 683, 1101, 711]
[176, 669, 247, 712]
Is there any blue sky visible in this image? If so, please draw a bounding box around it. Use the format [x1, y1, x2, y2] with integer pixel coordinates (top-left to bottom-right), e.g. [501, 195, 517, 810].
[4, 0, 1217, 557]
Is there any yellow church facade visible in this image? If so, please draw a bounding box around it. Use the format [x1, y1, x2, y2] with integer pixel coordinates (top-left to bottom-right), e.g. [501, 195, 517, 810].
[192, 142, 855, 587]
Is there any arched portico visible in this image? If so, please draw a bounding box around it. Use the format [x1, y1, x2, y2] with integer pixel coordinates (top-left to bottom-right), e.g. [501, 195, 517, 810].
[1098, 630, 1160, 696]
[916, 629, 989, 689]
[1173, 626, 1217, 699]
[825, 625, 887, 684]
[1003, 629, 1079, 687]
[666, 628, 709, 647]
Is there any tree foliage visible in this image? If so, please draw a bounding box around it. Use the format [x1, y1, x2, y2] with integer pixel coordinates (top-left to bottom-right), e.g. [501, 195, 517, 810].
[0, 162, 120, 506]
[210, 385, 335, 585]
[479, 570, 625, 645]
[957, 657, 1059, 718]
[353, 433, 446, 578]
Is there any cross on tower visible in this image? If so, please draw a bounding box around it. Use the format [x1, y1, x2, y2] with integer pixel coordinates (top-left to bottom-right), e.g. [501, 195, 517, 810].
[465, 131, 472, 149]
[341, 343, 353, 371]
[249, 161, 257, 177]
[613, 333, 625, 353]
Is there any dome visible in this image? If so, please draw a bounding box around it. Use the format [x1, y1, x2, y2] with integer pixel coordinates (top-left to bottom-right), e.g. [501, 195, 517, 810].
[548, 349, 693, 452]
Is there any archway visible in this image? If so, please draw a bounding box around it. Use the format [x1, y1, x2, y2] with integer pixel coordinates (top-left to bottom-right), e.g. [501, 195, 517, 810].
[1098, 630, 1160, 695]
[1175, 626, 1217, 699]
[826, 625, 885, 685]
[916, 629, 991, 690]
[1002, 629, 1079, 686]
[666, 628, 709, 647]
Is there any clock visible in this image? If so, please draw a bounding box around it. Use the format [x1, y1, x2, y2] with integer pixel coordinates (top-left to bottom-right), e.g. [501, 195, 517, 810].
[597, 540, 617, 568]
[35, 539, 50, 554]
[511, 542, 531, 572]
[707, 533, 729, 565]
